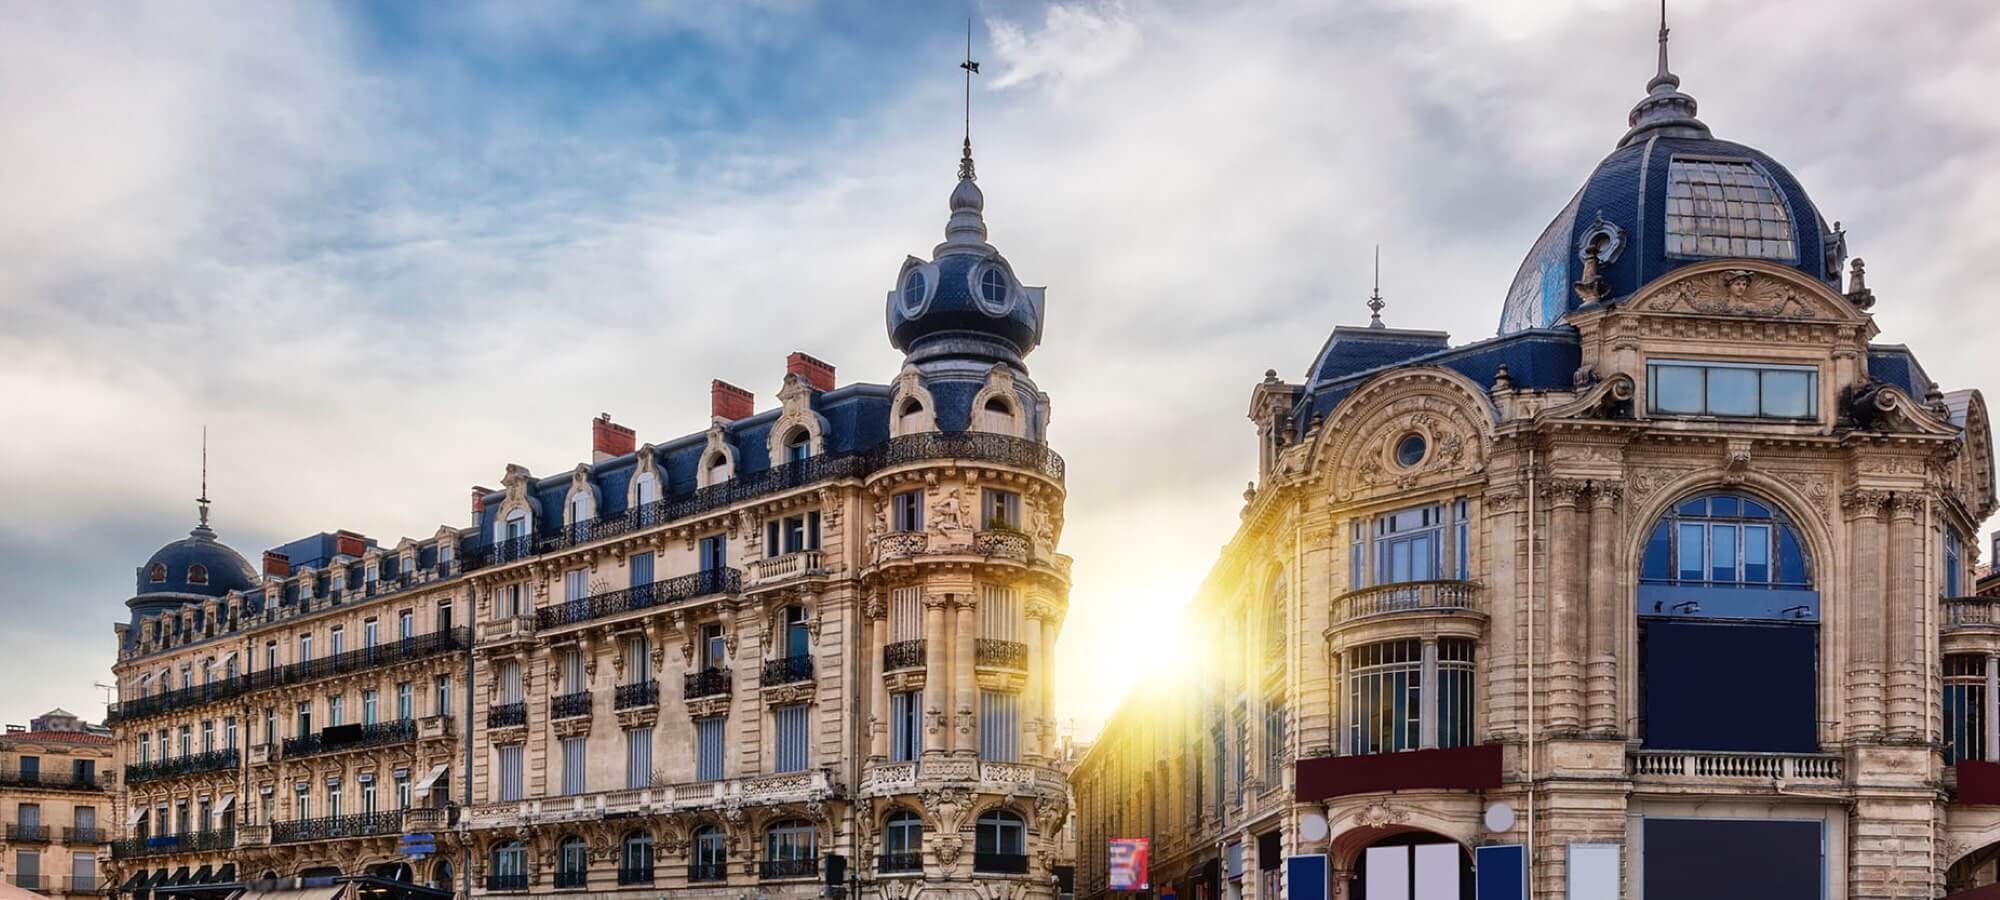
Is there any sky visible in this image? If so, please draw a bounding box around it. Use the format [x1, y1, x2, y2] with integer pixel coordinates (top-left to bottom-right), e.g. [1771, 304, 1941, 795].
[2, 0, 1998, 738]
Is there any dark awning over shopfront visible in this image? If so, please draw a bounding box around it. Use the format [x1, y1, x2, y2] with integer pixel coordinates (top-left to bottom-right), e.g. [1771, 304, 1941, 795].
[1293, 743, 1502, 800]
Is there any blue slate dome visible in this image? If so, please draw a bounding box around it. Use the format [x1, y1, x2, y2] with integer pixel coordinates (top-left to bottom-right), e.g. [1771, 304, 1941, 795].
[1498, 23, 1842, 334]
[886, 143, 1046, 371]
[134, 516, 258, 600]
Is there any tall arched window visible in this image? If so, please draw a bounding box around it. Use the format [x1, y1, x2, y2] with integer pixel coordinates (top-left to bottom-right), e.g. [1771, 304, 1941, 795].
[764, 819, 817, 878]
[567, 489, 594, 541]
[619, 831, 654, 885]
[883, 810, 924, 873]
[981, 397, 1017, 435]
[784, 428, 811, 464]
[973, 810, 1027, 872]
[690, 826, 726, 883]
[430, 860, 453, 892]
[555, 835, 588, 888]
[633, 471, 660, 522]
[488, 841, 527, 891]
[1637, 491, 1818, 753]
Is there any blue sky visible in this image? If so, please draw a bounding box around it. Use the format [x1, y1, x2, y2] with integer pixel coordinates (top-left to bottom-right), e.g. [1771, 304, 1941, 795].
[3, 0, 1998, 734]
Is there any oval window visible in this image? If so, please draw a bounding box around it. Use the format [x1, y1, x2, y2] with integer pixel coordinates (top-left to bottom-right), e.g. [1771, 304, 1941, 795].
[980, 268, 1007, 303]
[1395, 433, 1427, 467]
[901, 270, 927, 312]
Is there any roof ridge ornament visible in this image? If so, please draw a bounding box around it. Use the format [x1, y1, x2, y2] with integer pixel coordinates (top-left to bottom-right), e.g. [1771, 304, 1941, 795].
[959, 18, 979, 183]
[1367, 245, 1386, 328]
[191, 426, 216, 541]
[937, 21, 993, 256]
[1619, 0, 1710, 147]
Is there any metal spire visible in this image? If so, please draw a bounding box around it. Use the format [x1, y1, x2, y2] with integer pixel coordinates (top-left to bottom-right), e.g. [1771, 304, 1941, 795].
[1621, 0, 1706, 146]
[1654, 0, 1672, 84]
[1367, 245, 1386, 328]
[193, 426, 214, 537]
[959, 18, 980, 182]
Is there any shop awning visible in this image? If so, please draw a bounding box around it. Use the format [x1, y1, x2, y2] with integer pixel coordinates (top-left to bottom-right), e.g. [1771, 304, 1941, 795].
[126, 807, 150, 828]
[166, 867, 192, 887]
[119, 870, 152, 893]
[191, 867, 214, 885]
[216, 796, 234, 817]
[214, 866, 236, 884]
[410, 764, 448, 795]
[232, 885, 345, 900]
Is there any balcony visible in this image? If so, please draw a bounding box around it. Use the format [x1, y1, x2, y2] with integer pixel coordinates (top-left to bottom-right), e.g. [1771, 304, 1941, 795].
[878, 532, 929, 560]
[488, 703, 527, 729]
[1627, 750, 1843, 783]
[883, 640, 925, 672]
[107, 678, 250, 724]
[63, 827, 105, 844]
[687, 863, 727, 884]
[536, 569, 742, 631]
[403, 806, 453, 833]
[1332, 580, 1481, 626]
[760, 655, 814, 687]
[281, 719, 415, 759]
[974, 529, 1032, 561]
[109, 830, 234, 859]
[0, 768, 109, 793]
[70, 875, 101, 893]
[241, 627, 470, 694]
[748, 551, 825, 587]
[7, 824, 50, 843]
[759, 858, 818, 880]
[616, 866, 653, 886]
[879, 852, 924, 874]
[551, 691, 592, 720]
[684, 670, 730, 701]
[1944, 597, 2000, 633]
[553, 869, 587, 890]
[975, 852, 1029, 874]
[975, 639, 1027, 670]
[485, 874, 528, 893]
[271, 810, 403, 844]
[614, 681, 658, 711]
[127, 748, 238, 785]
[10, 875, 42, 892]
[479, 616, 537, 647]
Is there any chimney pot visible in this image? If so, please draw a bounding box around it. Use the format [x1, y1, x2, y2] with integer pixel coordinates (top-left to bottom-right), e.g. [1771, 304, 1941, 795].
[786, 352, 836, 392]
[262, 551, 291, 578]
[711, 380, 755, 422]
[592, 414, 637, 462]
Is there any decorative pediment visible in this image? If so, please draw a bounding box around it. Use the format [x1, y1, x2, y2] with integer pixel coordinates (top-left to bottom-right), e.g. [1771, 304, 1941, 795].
[969, 364, 1028, 437]
[698, 425, 737, 488]
[1627, 262, 1869, 326]
[766, 374, 830, 466]
[1313, 367, 1495, 504]
[888, 365, 938, 437]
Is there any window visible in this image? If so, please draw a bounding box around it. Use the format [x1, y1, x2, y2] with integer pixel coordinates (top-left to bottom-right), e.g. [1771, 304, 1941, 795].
[1395, 433, 1426, 467]
[1647, 361, 1817, 419]
[328, 694, 344, 728]
[773, 705, 809, 773]
[557, 836, 588, 888]
[981, 489, 1020, 531]
[362, 619, 379, 650]
[893, 489, 924, 532]
[901, 270, 927, 309]
[890, 587, 924, 642]
[979, 267, 1007, 304]
[396, 683, 413, 721]
[891, 691, 924, 762]
[330, 626, 345, 656]
[201, 721, 214, 753]
[767, 513, 822, 557]
[975, 810, 1026, 868]
[496, 745, 523, 801]
[981, 584, 1018, 640]
[634, 472, 660, 509]
[138, 734, 150, 765]
[695, 718, 725, 782]
[149, 563, 167, 583]
[178, 725, 192, 756]
[1947, 529, 1966, 598]
[1945, 655, 1987, 765]
[981, 396, 1017, 434]
[979, 692, 1019, 762]
[884, 810, 924, 868]
[1262, 699, 1286, 787]
[621, 831, 654, 883]
[692, 826, 727, 881]
[784, 428, 811, 463]
[262, 708, 275, 746]
[1639, 493, 1813, 615]
[561, 736, 587, 795]
[1264, 574, 1287, 659]
[625, 728, 653, 790]
[500, 583, 525, 618]
[498, 661, 523, 704]
[783, 606, 811, 660]
[188, 564, 209, 585]
[898, 398, 927, 434]
[491, 841, 527, 887]
[395, 774, 411, 810]
[565, 569, 588, 603]
[362, 690, 378, 726]
[327, 782, 342, 818]
[399, 611, 414, 641]
[1663, 157, 1796, 259]
[1347, 640, 1421, 754]
[265, 641, 278, 671]
[361, 780, 376, 814]
[765, 819, 816, 866]
[434, 675, 452, 717]
[438, 601, 453, 631]
[568, 490, 593, 539]
[1437, 639, 1477, 749]
[629, 552, 654, 589]
[296, 702, 311, 739]
[298, 633, 313, 663]
[700, 625, 727, 671]
[624, 635, 651, 684]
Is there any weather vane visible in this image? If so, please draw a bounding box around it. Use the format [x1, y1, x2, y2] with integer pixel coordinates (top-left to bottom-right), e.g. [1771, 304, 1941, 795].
[959, 18, 980, 181]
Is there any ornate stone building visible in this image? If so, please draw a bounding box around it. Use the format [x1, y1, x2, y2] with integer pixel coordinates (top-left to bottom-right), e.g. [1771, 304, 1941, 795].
[1073, 24, 1997, 900]
[1, 711, 115, 898]
[105, 141, 1071, 900]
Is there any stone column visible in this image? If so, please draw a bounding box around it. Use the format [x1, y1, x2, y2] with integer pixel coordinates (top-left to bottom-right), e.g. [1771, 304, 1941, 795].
[922, 592, 949, 758]
[1022, 596, 1045, 763]
[868, 594, 889, 761]
[1886, 494, 1923, 741]
[1585, 482, 1621, 736]
[1042, 613, 1059, 758]
[954, 594, 979, 756]
[1986, 654, 1998, 763]
[1544, 479, 1586, 733]
[1845, 490, 1887, 741]
[1419, 638, 1440, 749]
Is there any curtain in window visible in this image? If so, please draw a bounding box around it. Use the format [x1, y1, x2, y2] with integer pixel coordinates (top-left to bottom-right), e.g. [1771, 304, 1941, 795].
[562, 736, 587, 795]
[565, 569, 588, 602]
[695, 718, 725, 782]
[890, 588, 924, 642]
[773, 705, 809, 773]
[498, 661, 522, 704]
[624, 636, 650, 684]
[625, 727, 653, 790]
[497, 745, 523, 801]
[981, 585, 1018, 640]
[979, 692, 1018, 762]
[629, 552, 654, 589]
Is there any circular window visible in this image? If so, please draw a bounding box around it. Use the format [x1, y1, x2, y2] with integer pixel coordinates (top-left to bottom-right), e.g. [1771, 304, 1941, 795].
[900, 270, 927, 313]
[980, 268, 1007, 303]
[1395, 433, 1427, 467]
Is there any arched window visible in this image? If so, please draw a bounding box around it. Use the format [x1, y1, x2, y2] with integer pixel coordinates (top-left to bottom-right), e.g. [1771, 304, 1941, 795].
[784, 428, 811, 464]
[489, 841, 527, 891]
[981, 396, 1017, 435]
[974, 810, 1027, 872]
[555, 835, 588, 888]
[619, 831, 655, 885]
[633, 471, 659, 508]
[764, 819, 817, 878]
[149, 563, 167, 583]
[691, 825, 727, 883]
[883, 810, 924, 872]
[1264, 574, 1287, 659]
[1638, 492, 1813, 616]
[187, 564, 209, 585]
[430, 860, 453, 892]
[501, 510, 530, 542]
[568, 489, 594, 537]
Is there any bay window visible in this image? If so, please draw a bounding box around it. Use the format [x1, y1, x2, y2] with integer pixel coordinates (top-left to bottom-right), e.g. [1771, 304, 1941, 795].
[1945, 654, 1988, 765]
[1344, 638, 1477, 755]
[1349, 500, 1471, 587]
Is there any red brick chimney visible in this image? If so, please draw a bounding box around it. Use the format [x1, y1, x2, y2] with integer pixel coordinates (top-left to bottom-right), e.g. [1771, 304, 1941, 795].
[711, 380, 755, 421]
[334, 530, 368, 559]
[262, 551, 291, 579]
[592, 413, 636, 462]
[786, 352, 836, 392]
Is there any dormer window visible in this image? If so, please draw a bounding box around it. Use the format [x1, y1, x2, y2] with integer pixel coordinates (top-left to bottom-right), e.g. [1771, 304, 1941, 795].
[981, 397, 1017, 435]
[784, 428, 811, 464]
[149, 563, 167, 583]
[188, 564, 209, 585]
[1664, 157, 1796, 261]
[979, 267, 1008, 304]
[706, 453, 728, 474]
[1647, 360, 1817, 420]
[901, 270, 927, 313]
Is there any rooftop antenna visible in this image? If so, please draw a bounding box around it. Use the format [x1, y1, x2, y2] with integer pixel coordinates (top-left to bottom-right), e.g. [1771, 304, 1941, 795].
[959, 17, 980, 181]
[1367, 245, 1387, 328]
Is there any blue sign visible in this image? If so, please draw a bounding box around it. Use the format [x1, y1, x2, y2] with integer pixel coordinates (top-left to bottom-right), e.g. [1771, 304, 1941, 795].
[399, 833, 436, 858]
[1475, 844, 1526, 900]
[1285, 855, 1328, 900]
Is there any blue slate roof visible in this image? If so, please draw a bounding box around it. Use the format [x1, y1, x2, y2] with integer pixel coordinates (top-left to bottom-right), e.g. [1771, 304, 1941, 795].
[1292, 328, 1582, 432]
[1865, 345, 1932, 399]
[134, 526, 259, 599]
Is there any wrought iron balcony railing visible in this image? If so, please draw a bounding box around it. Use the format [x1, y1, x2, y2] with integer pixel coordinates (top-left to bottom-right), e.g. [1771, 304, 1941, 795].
[883, 640, 925, 671]
[614, 681, 658, 711]
[10, 875, 41, 891]
[759, 858, 818, 879]
[63, 826, 105, 844]
[760, 655, 814, 687]
[0, 768, 106, 792]
[686, 863, 727, 883]
[272, 810, 402, 844]
[488, 703, 527, 729]
[106, 677, 250, 724]
[683, 670, 730, 701]
[126, 748, 238, 785]
[110, 829, 234, 859]
[246, 627, 470, 693]
[879, 851, 924, 874]
[616, 866, 653, 886]
[1333, 580, 1480, 624]
[553, 869, 587, 889]
[975, 639, 1027, 670]
[461, 433, 1064, 573]
[485, 873, 528, 892]
[70, 874, 101, 893]
[6, 824, 49, 842]
[974, 852, 1029, 874]
[281, 719, 415, 760]
[536, 569, 741, 630]
[551, 691, 591, 719]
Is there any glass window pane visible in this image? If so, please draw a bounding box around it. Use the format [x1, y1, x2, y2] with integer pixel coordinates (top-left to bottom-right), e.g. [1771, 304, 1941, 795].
[1409, 535, 1433, 581]
[1707, 367, 1759, 416]
[1711, 525, 1737, 582]
[1677, 523, 1705, 581]
[1761, 369, 1812, 417]
[1742, 525, 1770, 583]
[1778, 529, 1808, 586]
[1642, 522, 1673, 581]
[1653, 366, 1705, 413]
[1710, 495, 1739, 517]
[1676, 497, 1708, 516]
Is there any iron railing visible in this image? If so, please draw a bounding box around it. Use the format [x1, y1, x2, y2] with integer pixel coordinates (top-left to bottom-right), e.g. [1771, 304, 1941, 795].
[616, 866, 653, 886]
[684, 670, 730, 701]
[63, 826, 105, 844]
[6, 824, 49, 842]
[536, 569, 741, 630]
[111, 830, 235, 859]
[70, 874, 101, 893]
[126, 748, 238, 785]
[759, 858, 818, 879]
[0, 768, 105, 792]
[883, 640, 925, 671]
[247, 628, 470, 692]
[485, 873, 528, 892]
[879, 852, 924, 874]
[488, 703, 527, 729]
[614, 681, 658, 711]
[1333, 580, 1480, 623]
[272, 810, 402, 844]
[551, 691, 592, 719]
[760, 655, 814, 687]
[975, 639, 1027, 670]
[462, 433, 1064, 574]
[686, 863, 727, 883]
[281, 719, 415, 759]
[975, 852, 1029, 874]
[553, 869, 587, 889]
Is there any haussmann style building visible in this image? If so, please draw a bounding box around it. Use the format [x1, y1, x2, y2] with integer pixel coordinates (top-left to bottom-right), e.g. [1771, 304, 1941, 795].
[1071, 24, 1998, 900]
[101, 141, 1072, 900]
[0, 710, 116, 899]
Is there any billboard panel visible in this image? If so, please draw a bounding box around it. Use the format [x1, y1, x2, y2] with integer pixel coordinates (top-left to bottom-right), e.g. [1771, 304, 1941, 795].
[1109, 838, 1151, 892]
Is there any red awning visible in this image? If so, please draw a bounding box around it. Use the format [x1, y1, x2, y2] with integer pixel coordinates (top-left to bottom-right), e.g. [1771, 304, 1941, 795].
[1294, 743, 1503, 801]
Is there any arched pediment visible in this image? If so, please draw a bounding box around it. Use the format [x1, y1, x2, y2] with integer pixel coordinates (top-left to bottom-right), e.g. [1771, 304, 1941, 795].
[888, 365, 938, 437]
[766, 374, 829, 467]
[1624, 259, 1874, 328]
[1312, 366, 1496, 504]
[1954, 390, 1997, 521]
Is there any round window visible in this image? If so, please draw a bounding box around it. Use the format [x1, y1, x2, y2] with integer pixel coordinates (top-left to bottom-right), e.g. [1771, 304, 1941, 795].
[1395, 433, 1427, 467]
[900, 270, 927, 312]
[980, 267, 1007, 303]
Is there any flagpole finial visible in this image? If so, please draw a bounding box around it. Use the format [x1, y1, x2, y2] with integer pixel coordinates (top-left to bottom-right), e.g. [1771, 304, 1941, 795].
[1367, 245, 1387, 328]
[194, 426, 214, 536]
[959, 17, 980, 182]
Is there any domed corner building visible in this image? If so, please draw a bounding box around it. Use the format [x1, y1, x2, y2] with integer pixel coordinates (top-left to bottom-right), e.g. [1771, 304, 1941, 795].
[1071, 23, 1997, 900]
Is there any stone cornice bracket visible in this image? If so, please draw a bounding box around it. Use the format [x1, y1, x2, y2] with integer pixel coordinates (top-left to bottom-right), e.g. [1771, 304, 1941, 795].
[1888, 492, 1924, 520]
[1540, 478, 1589, 508]
[1588, 480, 1623, 508]
[1839, 488, 1891, 517]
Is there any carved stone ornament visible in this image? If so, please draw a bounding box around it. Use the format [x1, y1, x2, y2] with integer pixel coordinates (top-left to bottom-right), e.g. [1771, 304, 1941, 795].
[1351, 799, 1410, 829]
[1638, 267, 1827, 320]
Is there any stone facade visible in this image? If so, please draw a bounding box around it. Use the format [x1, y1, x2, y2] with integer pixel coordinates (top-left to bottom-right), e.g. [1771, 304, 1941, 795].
[0, 714, 115, 898]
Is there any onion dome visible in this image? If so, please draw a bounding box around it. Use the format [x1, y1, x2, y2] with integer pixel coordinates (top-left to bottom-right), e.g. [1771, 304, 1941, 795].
[1498, 13, 1843, 334]
[886, 140, 1046, 373]
[131, 499, 258, 612]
